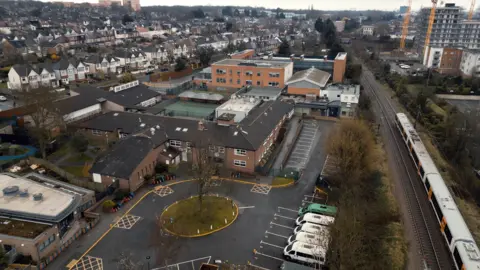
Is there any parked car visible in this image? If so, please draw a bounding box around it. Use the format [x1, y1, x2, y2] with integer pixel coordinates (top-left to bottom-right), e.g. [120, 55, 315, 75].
[0, 95, 7, 101]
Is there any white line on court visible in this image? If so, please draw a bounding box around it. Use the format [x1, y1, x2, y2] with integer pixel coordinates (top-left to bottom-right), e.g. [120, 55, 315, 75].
[270, 222, 293, 229]
[266, 231, 289, 239]
[260, 240, 284, 249]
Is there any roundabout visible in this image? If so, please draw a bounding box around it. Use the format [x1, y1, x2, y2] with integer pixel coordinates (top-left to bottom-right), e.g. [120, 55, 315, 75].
[160, 195, 238, 237]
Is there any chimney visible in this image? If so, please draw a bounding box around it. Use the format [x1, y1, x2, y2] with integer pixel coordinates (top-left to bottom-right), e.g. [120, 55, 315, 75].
[198, 120, 205, 131]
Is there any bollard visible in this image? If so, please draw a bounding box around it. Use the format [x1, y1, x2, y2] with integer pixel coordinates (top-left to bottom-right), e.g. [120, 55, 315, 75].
[225, 218, 227, 224]
[232, 211, 235, 216]
[197, 229, 200, 234]
[210, 225, 213, 230]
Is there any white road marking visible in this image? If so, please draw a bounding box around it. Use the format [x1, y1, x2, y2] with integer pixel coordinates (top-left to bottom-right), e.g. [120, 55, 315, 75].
[266, 231, 289, 239]
[255, 251, 285, 262]
[238, 206, 255, 209]
[270, 221, 293, 229]
[152, 256, 211, 270]
[260, 240, 284, 249]
[248, 263, 270, 270]
[278, 207, 299, 213]
[274, 213, 296, 221]
[304, 195, 325, 200]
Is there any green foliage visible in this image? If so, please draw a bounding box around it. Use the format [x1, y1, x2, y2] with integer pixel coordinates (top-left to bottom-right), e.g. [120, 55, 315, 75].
[114, 191, 129, 200]
[278, 40, 291, 56]
[345, 64, 362, 83]
[119, 72, 136, 83]
[155, 163, 168, 173]
[192, 8, 205, 18]
[122, 14, 134, 24]
[314, 18, 324, 33]
[0, 248, 8, 268]
[70, 133, 89, 153]
[102, 200, 116, 211]
[222, 6, 233, 16]
[174, 57, 187, 72]
[197, 46, 215, 66]
[323, 19, 337, 48]
[225, 21, 233, 31]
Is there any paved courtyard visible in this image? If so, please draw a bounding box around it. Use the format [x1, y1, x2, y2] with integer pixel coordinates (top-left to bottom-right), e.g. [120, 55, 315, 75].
[285, 120, 322, 170]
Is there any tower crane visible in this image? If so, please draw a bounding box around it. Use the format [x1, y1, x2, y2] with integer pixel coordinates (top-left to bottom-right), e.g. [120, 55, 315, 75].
[400, 0, 412, 50]
[423, 0, 438, 64]
[469, 0, 476, 20]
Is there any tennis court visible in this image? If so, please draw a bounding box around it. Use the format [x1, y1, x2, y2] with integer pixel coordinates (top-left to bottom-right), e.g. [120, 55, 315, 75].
[164, 101, 218, 119]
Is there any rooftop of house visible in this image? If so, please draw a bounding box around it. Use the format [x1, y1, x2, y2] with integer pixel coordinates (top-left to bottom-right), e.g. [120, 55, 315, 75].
[212, 59, 291, 68]
[0, 217, 51, 239]
[0, 174, 80, 223]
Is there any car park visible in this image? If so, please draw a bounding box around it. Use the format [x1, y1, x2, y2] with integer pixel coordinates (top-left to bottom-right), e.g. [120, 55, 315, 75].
[287, 231, 329, 246]
[294, 222, 326, 235]
[283, 241, 326, 266]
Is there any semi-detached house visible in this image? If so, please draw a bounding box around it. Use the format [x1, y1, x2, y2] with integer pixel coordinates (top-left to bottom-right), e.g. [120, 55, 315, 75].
[81, 100, 294, 191]
[7, 63, 59, 90]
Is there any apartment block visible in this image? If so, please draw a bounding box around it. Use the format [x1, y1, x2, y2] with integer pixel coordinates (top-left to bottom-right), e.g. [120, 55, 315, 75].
[423, 47, 463, 75]
[211, 59, 294, 90]
[460, 49, 480, 77]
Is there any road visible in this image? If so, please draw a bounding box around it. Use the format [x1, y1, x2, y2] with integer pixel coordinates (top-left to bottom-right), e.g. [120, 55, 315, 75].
[360, 66, 455, 270]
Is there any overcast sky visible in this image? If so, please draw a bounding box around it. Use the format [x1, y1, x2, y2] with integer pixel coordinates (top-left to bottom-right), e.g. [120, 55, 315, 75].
[47, 0, 473, 11]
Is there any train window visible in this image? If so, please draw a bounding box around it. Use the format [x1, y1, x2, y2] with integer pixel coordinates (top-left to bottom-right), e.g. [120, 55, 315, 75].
[431, 195, 443, 223]
[425, 178, 431, 191]
[420, 166, 425, 178]
[453, 247, 463, 270]
[412, 151, 420, 165]
[444, 224, 452, 244]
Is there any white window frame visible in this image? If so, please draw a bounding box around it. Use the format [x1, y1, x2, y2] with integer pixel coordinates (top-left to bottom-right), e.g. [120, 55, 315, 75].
[234, 149, 247, 156]
[92, 129, 104, 136]
[218, 146, 225, 153]
[234, 160, 246, 167]
[170, 140, 182, 147]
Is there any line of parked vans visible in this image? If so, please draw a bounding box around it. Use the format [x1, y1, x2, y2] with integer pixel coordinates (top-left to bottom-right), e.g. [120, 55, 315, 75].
[282, 204, 336, 267]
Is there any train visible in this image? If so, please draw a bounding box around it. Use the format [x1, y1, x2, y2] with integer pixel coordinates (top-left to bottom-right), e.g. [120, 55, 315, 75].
[395, 113, 480, 270]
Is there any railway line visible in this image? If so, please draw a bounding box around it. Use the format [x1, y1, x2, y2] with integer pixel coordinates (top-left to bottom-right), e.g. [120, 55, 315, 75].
[360, 67, 455, 270]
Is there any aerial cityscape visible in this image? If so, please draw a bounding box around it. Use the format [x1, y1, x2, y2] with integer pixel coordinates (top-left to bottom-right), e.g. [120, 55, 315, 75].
[0, 0, 479, 269]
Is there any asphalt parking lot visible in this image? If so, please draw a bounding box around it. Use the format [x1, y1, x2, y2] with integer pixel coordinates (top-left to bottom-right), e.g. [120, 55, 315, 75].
[445, 99, 480, 114]
[69, 120, 334, 270]
[285, 120, 321, 170]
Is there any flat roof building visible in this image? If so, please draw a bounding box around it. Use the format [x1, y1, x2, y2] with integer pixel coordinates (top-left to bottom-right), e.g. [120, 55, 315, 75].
[215, 96, 261, 123]
[240, 86, 283, 101]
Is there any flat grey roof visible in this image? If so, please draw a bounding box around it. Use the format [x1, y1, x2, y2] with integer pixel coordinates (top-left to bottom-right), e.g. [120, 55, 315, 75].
[213, 59, 291, 68]
[243, 87, 283, 98]
[0, 174, 80, 223]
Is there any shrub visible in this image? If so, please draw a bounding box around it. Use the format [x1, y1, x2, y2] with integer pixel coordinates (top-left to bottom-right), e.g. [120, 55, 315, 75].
[102, 200, 116, 212]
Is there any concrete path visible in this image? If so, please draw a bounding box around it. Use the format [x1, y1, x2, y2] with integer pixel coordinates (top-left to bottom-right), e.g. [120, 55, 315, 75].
[271, 116, 302, 171]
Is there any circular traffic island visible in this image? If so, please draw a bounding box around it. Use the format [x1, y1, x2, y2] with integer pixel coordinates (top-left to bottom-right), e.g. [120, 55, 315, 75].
[160, 195, 238, 237]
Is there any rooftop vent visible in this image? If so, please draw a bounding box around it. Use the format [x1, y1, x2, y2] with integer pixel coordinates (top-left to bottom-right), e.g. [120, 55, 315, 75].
[3, 186, 19, 196]
[19, 190, 29, 197]
[140, 123, 146, 128]
[33, 193, 43, 201]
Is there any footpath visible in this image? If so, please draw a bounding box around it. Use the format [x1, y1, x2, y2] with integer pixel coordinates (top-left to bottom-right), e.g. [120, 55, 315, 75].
[271, 116, 302, 171]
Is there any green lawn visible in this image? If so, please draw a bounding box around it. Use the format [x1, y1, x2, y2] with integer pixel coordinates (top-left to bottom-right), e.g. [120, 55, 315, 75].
[161, 196, 237, 236]
[65, 153, 93, 164]
[61, 166, 85, 177]
[47, 145, 70, 161]
[0, 82, 7, 89]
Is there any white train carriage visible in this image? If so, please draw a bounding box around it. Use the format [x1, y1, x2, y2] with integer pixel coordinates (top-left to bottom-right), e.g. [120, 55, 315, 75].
[395, 113, 480, 270]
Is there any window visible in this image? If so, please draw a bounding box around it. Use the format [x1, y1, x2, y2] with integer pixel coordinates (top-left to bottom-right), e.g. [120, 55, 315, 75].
[39, 234, 56, 252]
[234, 160, 246, 167]
[170, 140, 181, 147]
[237, 79, 241, 84]
[257, 72, 261, 76]
[269, 72, 280, 77]
[209, 145, 215, 152]
[444, 224, 452, 243]
[246, 80, 252, 85]
[453, 247, 464, 270]
[234, 149, 247, 156]
[431, 195, 443, 223]
[257, 81, 261, 86]
[186, 142, 191, 150]
[92, 129, 104, 136]
[218, 146, 225, 153]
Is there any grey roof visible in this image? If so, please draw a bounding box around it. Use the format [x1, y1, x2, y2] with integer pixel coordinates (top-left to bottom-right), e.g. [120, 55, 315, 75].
[11, 64, 33, 77]
[178, 91, 224, 101]
[77, 100, 294, 150]
[106, 84, 160, 108]
[54, 86, 108, 115]
[89, 136, 154, 179]
[213, 58, 291, 68]
[286, 67, 331, 88]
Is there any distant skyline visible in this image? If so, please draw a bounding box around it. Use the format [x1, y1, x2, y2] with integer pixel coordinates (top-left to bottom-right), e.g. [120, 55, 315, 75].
[45, 0, 474, 11]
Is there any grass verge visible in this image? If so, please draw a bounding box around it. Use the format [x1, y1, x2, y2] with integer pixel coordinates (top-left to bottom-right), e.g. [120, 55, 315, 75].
[271, 177, 295, 187]
[161, 196, 237, 237]
[61, 166, 85, 177]
[65, 153, 93, 164]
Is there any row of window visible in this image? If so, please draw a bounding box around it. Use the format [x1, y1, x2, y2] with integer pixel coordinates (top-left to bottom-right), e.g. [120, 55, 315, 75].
[38, 234, 56, 252]
[234, 159, 246, 167]
[137, 160, 156, 180]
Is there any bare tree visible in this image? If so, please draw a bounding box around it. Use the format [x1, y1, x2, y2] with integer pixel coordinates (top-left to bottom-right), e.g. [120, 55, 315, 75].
[190, 143, 217, 210]
[150, 214, 182, 267]
[18, 87, 65, 158]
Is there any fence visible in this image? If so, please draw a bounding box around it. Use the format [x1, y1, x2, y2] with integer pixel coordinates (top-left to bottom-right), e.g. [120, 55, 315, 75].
[28, 157, 105, 192]
[270, 168, 301, 181]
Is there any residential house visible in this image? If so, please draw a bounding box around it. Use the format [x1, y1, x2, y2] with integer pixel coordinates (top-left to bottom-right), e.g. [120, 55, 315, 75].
[84, 54, 121, 74]
[143, 46, 169, 64]
[7, 63, 58, 90]
[113, 48, 148, 70]
[52, 58, 90, 84]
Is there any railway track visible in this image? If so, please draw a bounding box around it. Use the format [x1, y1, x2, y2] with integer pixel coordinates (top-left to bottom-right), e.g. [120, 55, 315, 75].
[360, 67, 454, 270]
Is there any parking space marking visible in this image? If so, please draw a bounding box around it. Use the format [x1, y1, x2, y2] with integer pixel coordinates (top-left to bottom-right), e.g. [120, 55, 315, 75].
[260, 240, 284, 249]
[71, 256, 103, 270]
[270, 221, 293, 229]
[266, 231, 289, 239]
[239, 206, 255, 209]
[153, 256, 211, 270]
[255, 251, 285, 262]
[251, 184, 272, 195]
[278, 207, 298, 213]
[274, 213, 296, 221]
[113, 215, 141, 229]
[154, 186, 174, 197]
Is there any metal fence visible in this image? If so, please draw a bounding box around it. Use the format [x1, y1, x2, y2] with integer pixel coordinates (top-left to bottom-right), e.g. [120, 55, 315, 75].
[270, 168, 301, 180]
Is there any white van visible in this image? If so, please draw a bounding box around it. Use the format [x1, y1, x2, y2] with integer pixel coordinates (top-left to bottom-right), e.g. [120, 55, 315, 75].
[283, 241, 326, 265]
[294, 222, 325, 235]
[296, 213, 335, 226]
[288, 230, 329, 246]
